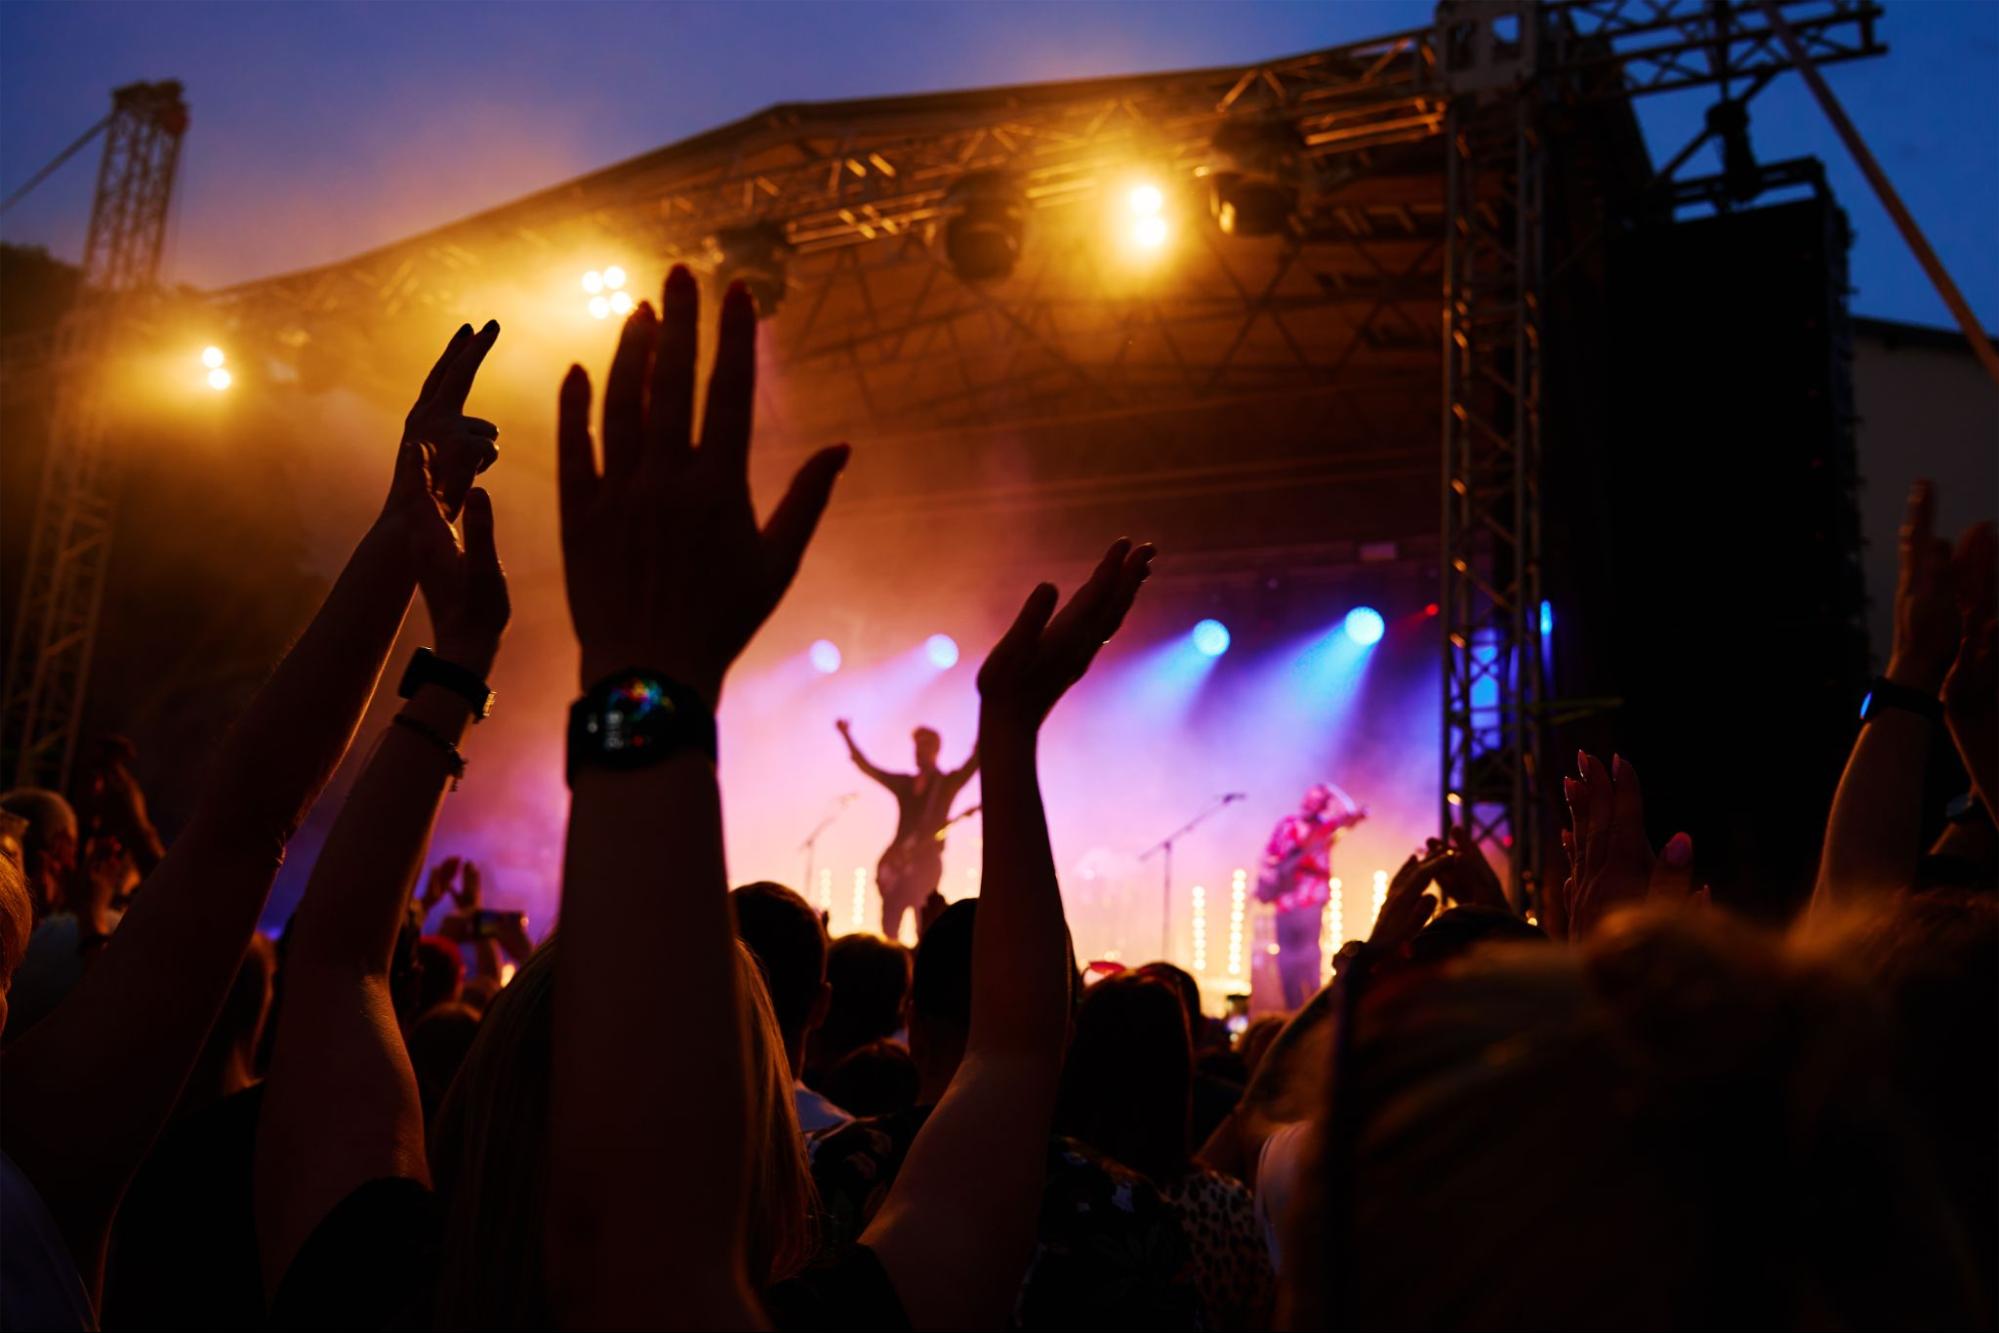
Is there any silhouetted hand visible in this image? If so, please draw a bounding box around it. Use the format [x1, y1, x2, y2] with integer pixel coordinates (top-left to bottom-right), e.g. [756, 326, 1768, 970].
[1368, 850, 1447, 950]
[836, 718, 853, 736]
[1888, 480, 1961, 692]
[977, 539, 1154, 731]
[403, 321, 501, 519]
[1558, 752, 1697, 942]
[416, 485, 510, 681]
[557, 269, 848, 704]
[1428, 826, 1511, 914]
[920, 890, 949, 934]
[419, 858, 458, 917]
[456, 860, 484, 911]
[379, 323, 501, 583]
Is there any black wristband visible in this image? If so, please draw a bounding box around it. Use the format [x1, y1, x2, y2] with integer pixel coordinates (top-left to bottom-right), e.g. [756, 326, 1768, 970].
[1859, 676, 1943, 725]
[399, 648, 494, 721]
[393, 713, 467, 788]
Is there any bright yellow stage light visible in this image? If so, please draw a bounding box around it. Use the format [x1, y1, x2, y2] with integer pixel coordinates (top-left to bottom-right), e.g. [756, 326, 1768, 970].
[1131, 215, 1169, 250]
[206, 367, 233, 391]
[581, 270, 604, 294]
[587, 295, 612, 320]
[602, 265, 627, 290]
[608, 290, 635, 316]
[1128, 183, 1164, 216]
[200, 345, 225, 369]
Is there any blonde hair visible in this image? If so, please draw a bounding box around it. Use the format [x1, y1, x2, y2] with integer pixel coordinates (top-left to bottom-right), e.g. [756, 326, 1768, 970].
[431, 937, 817, 1327]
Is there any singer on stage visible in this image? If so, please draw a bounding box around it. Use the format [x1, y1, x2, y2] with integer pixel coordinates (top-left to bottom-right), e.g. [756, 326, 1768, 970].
[836, 719, 979, 940]
[1257, 783, 1367, 1008]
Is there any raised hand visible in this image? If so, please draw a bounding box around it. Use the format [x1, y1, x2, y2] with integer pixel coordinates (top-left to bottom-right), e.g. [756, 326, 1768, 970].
[403, 321, 501, 518]
[1368, 850, 1447, 950]
[418, 857, 459, 915]
[1429, 826, 1512, 914]
[836, 718, 853, 736]
[456, 860, 484, 911]
[1943, 520, 1998, 820]
[557, 267, 849, 704]
[1888, 480, 1961, 692]
[1558, 752, 1696, 942]
[976, 538, 1155, 730]
[415, 485, 510, 680]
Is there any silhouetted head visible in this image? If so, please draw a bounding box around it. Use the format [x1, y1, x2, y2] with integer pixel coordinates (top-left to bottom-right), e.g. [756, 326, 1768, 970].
[1056, 972, 1193, 1185]
[731, 880, 831, 1076]
[913, 726, 942, 769]
[809, 932, 911, 1084]
[415, 935, 466, 1019]
[908, 899, 977, 1097]
[822, 1038, 919, 1118]
[1137, 961, 1206, 1040]
[0, 788, 77, 917]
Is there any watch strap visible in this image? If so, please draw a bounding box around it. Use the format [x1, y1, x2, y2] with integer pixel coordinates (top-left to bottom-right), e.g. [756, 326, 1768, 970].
[1859, 676, 1943, 725]
[399, 647, 494, 721]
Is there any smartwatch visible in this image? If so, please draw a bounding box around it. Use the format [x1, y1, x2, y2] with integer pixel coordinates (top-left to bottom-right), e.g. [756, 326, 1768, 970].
[568, 669, 717, 781]
[399, 647, 494, 721]
[1858, 676, 1942, 726]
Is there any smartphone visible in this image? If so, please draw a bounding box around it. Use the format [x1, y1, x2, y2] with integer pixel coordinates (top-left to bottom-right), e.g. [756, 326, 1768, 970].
[470, 909, 526, 940]
[1224, 992, 1250, 1037]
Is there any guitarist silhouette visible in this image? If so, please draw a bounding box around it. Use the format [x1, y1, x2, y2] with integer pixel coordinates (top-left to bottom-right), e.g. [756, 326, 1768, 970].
[837, 719, 979, 940]
[1257, 782, 1367, 1008]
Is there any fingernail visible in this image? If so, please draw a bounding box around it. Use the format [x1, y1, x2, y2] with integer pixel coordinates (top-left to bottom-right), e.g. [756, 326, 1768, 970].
[1662, 832, 1693, 867]
[1562, 777, 1580, 802]
[1576, 749, 1588, 776]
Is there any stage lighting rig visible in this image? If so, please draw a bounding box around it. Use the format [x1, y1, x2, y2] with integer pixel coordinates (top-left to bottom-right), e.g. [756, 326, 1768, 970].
[1201, 117, 1305, 238]
[943, 171, 1026, 281]
[582, 266, 634, 319]
[200, 345, 231, 390]
[709, 222, 791, 315]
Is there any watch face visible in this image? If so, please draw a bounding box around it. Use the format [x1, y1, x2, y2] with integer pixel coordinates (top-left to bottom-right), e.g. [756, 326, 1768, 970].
[596, 674, 675, 754]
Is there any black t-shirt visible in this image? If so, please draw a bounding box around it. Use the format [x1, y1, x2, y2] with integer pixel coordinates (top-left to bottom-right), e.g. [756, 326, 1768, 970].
[103, 1083, 267, 1329]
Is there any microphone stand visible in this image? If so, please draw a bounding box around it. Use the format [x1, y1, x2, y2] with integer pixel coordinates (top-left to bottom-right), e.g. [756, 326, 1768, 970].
[799, 795, 857, 896]
[1137, 794, 1241, 962]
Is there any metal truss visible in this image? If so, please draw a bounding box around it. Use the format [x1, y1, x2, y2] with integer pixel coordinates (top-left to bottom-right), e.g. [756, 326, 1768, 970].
[1434, 0, 1881, 907]
[2, 82, 187, 789]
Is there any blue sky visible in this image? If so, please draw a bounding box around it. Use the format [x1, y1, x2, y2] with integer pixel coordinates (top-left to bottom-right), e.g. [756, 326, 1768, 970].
[2, 0, 1993, 328]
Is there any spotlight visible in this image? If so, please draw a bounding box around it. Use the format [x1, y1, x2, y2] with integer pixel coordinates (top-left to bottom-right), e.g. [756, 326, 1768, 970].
[206, 367, 232, 391]
[1204, 118, 1304, 238]
[581, 270, 604, 294]
[944, 171, 1026, 282]
[1192, 618, 1231, 657]
[1424, 602, 1440, 618]
[608, 291, 635, 316]
[709, 221, 791, 315]
[924, 634, 960, 670]
[1343, 606, 1385, 646]
[1120, 177, 1171, 256]
[602, 265, 627, 291]
[200, 345, 225, 369]
[809, 639, 842, 674]
[1539, 600, 1554, 635]
[587, 295, 611, 320]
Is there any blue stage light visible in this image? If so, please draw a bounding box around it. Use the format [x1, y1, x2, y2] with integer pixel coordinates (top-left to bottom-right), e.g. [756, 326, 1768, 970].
[1540, 600, 1555, 636]
[924, 634, 960, 669]
[1191, 618, 1231, 657]
[809, 639, 842, 674]
[1343, 606, 1385, 646]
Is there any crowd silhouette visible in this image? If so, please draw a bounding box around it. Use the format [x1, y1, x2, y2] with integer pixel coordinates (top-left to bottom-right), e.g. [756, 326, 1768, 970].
[0, 264, 1992, 1330]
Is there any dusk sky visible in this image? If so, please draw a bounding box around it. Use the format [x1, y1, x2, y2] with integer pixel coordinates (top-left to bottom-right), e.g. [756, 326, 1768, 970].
[2, 0, 1995, 330]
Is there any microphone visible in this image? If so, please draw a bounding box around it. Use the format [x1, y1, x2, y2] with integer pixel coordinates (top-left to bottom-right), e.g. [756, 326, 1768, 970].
[1221, 792, 1246, 803]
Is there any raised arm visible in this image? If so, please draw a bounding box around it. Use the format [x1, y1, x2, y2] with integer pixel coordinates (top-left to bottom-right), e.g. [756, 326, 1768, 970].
[864, 538, 1152, 1329]
[951, 739, 981, 784]
[1814, 481, 1961, 912]
[836, 718, 897, 788]
[1942, 522, 1997, 827]
[0, 324, 500, 1294]
[545, 269, 847, 1328]
[256, 478, 510, 1297]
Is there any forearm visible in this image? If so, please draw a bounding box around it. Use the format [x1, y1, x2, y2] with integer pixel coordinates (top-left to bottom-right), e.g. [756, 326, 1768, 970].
[546, 758, 756, 1326]
[189, 520, 416, 851]
[964, 720, 1068, 1071]
[287, 686, 474, 974]
[1815, 669, 1933, 910]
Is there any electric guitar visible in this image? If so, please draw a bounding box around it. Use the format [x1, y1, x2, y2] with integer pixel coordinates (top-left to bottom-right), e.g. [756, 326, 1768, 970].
[877, 803, 982, 900]
[1255, 807, 1367, 903]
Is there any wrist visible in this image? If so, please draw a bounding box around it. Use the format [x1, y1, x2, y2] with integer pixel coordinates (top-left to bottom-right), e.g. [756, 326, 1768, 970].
[1884, 654, 1946, 694]
[579, 652, 720, 713]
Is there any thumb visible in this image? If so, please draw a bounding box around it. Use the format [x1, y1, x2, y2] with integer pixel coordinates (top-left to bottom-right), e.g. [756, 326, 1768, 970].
[462, 487, 498, 571]
[762, 444, 850, 593]
[1649, 831, 1696, 901]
